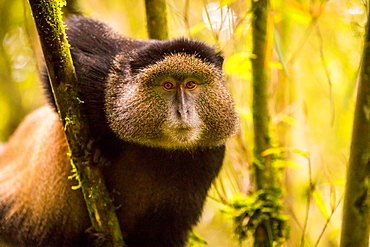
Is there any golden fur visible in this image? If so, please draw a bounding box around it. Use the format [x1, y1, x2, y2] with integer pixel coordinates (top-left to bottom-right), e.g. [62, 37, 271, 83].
[0, 106, 89, 242]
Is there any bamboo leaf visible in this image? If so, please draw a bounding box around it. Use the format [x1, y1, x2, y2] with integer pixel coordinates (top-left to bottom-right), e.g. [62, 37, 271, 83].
[313, 190, 330, 220]
[274, 159, 302, 169]
[224, 52, 254, 78]
[273, 28, 288, 75]
[292, 149, 310, 158]
[261, 147, 286, 157]
[220, 0, 237, 7]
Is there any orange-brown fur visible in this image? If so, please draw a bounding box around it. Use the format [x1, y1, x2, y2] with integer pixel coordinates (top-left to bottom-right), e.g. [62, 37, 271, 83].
[0, 106, 89, 245]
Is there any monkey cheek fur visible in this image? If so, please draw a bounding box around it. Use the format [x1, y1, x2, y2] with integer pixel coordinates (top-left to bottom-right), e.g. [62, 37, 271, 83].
[105, 84, 238, 150]
[105, 93, 232, 150]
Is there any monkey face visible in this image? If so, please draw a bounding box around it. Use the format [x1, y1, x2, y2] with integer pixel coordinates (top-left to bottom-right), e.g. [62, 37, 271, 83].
[155, 76, 203, 145]
[105, 53, 238, 150]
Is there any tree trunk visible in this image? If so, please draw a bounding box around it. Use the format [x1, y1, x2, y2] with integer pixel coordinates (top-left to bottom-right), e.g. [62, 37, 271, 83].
[250, 0, 283, 246]
[251, 0, 271, 191]
[340, 5, 370, 247]
[145, 0, 168, 40]
[27, 0, 125, 245]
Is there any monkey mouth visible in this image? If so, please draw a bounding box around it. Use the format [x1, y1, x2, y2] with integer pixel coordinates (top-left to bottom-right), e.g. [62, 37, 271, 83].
[153, 122, 203, 149]
[175, 127, 192, 133]
[167, 127, 200, 144]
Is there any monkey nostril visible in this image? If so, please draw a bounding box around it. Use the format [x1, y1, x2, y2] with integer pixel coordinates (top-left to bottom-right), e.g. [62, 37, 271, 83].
[176, 109, 190, 119]
[176, 110, 182, 118]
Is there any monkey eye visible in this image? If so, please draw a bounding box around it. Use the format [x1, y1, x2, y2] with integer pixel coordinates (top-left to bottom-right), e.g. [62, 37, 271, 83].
[163, 81, 175, 91]
[185, 81, 197, 90]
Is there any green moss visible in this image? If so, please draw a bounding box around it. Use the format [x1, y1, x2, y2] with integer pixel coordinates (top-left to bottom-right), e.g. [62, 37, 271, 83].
[223, 189, 289, 246]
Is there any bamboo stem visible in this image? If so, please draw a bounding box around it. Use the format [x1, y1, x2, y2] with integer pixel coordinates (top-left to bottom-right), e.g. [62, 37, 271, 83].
[145, 0, 168, 40]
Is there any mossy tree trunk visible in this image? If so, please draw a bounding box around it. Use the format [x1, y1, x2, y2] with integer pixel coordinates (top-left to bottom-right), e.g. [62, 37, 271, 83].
[145, 0, 168, 40]
[340, 5, 370, 247]
[251, 0, 273, 244]
[250, 0, 285, 246]
[27, 0, 125, 245]
[251, 0, 271, 191]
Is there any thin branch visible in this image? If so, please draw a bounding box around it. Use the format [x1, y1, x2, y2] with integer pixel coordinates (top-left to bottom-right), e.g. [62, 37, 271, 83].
[315, 25, 335, 126]
[314, 195, 343, 247]
[300, 155, 313, 247]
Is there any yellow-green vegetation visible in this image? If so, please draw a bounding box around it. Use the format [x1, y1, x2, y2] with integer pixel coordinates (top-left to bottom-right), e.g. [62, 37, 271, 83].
[0, 0, 367, 246]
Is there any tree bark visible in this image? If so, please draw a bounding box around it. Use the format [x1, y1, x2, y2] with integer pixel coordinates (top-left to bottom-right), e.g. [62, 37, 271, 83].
[251, 0, 271, 190]
[145, 0, 168, 40]
[250, 0, 279, 246]
[27, 0, 125, 245]
[340, 5, 370, 247]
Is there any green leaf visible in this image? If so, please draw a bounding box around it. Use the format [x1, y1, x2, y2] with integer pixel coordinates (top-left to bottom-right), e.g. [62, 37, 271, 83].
[188, 231, 208, 247]
[313, 190, 330, 219]
[273, 28, 288, 75]
[220, 0, 237, 7]
[274, 159, 302, 169]
[261, 147, 287, 157]
[292, 149, 310, 158]
[224, 52, 254, 78]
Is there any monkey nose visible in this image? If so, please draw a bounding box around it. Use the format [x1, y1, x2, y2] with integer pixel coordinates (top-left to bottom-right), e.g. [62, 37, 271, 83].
[176, 108, 190, 120]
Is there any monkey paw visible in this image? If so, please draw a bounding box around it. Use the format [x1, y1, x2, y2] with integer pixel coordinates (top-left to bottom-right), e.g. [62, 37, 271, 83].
[86, 139, 110, 167]
[86, 227, 111, 247]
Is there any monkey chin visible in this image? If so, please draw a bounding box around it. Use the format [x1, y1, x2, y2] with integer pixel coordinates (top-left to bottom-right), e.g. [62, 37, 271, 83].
[153, 127, 202, 150]
[171, 128, 200, 145]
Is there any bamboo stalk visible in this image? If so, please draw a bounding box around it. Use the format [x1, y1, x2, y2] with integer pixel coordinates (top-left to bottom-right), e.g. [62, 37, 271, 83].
[250, 0, 279, 246]
[145, 0, 168, 40]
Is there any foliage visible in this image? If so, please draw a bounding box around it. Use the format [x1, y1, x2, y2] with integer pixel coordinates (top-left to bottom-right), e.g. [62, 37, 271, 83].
[188, 231, 208, 247]
[222, 189, 289, 246]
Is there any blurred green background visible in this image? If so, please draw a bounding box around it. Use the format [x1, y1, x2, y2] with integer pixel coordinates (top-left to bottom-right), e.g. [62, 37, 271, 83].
[0, 0, 365, 246]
